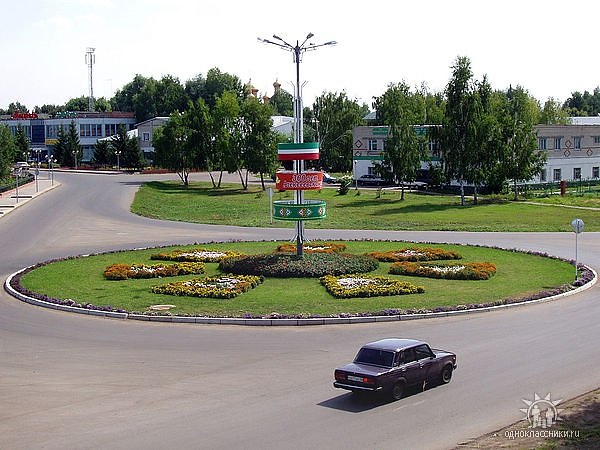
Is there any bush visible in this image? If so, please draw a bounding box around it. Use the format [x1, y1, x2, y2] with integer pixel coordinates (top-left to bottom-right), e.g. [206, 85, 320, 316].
[320, 274, 425, 298]
[389, 261, 496, 280]
[276, 242, 347, 254]
[367, 247, 462, 262]
[103, 262, 205, 280]
[151, 274, 263, 299]
[219, 252, 379, 278]
[150, 248, 245, 263]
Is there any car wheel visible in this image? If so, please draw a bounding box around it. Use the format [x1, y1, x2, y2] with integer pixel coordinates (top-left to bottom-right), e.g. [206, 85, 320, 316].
[391, 382, 404, 401]
[440, 364, 453, 384]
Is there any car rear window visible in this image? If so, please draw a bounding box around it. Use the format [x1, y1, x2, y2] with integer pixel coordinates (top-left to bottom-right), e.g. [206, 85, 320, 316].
[354, 348, 395, 367]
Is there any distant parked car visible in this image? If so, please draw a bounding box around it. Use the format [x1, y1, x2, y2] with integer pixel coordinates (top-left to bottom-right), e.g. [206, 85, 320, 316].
[322, 173, 338, 184]
[333, 338, 457, 400]
[356, 174, 386, 186]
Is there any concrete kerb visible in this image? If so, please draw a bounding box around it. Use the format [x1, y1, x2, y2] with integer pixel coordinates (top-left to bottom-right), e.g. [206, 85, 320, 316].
[4, 265, 597, 326]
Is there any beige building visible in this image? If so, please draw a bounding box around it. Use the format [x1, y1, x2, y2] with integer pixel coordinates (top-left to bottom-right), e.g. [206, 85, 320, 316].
[535, 122, 600, 182]
[135, 117, 169, 162]
[352, 119, 600, 184]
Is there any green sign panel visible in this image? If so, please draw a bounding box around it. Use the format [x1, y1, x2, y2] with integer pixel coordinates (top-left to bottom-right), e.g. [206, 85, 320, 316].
[273, 200, 327, 221]
[372, 127, 389, 135]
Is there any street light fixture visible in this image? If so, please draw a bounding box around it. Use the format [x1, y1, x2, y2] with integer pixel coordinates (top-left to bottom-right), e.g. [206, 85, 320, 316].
[258, 33, 336, 255]
[46, 154, 56, 186]
[33, 148, 42, 193]
[115, 150, 122, 171]
[72, 149, 78, 171]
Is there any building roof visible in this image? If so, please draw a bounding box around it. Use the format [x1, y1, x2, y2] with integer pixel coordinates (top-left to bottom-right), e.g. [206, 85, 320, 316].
[363, 111, 377, 121]
[135, 116, 170, 127]
[570, 116, 600, 125]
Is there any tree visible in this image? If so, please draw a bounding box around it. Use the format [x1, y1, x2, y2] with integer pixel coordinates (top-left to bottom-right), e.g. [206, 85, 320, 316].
[373, 83, 425, 199]
[64, 96, 89, 111]
[65, 121, 82, 168]
[500, 86, 546, 200]
[7, 102, 28, 114]
[269, 88, 293, 117]
[312, 91, 364, 173]
[184, 74, 207, 104]
[0, 125, 17, 180]
[210, 91, 241, 188]
[111, 74, 151, 113]
[92, 139, 111, 166]
[183, 98, 212, 174]
[240, 97, 279, 190]
[153, 113, 195, 186]
[52, 126, 68, 166]
[109, 125, 145, 170]
[442, 56, 476, 206]
[539, 98, 570, 124]
[14, 125, 30, 162]
[203, 68, 245, 109]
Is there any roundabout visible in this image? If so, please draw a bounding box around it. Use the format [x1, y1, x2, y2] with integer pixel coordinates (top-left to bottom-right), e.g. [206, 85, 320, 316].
[1, 171, 599, 449]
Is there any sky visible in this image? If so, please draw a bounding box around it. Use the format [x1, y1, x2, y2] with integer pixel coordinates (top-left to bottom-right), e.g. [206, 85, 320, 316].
[2, 0, 600, 111]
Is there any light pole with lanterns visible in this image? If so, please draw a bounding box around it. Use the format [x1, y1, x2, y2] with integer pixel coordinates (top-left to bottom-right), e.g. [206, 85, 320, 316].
[46, 154, 56, 186]
[257, 33, 336, 255]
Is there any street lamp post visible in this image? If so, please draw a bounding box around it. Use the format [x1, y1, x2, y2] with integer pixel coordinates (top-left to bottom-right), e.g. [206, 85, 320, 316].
[115, 150, 122, 171]
[258, 33, 336, 255]
[33, 148, 42, 193]
[72, 150, 78, 171]
[46, 155, 56, 186]
[571, 218, 585, 280]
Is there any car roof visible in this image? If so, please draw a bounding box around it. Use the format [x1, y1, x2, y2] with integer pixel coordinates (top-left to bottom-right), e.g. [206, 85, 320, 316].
[362, 338, 425, 352]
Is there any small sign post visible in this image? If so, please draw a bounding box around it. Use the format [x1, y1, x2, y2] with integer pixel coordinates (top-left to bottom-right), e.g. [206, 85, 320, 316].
[267, 187, 273, 224]
[570, 218, 584, 280]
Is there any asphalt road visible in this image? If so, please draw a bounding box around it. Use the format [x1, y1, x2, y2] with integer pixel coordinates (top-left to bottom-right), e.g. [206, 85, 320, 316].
[1, 171, 598, 450]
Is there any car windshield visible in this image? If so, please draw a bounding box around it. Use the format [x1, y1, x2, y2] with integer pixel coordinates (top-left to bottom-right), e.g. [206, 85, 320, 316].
[354, 348, 395, 367]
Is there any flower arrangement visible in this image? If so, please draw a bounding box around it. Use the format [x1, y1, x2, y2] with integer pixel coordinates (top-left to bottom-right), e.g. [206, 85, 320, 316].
[151, 274, 264, 299]
[276, 242, 347, 254]
[367, 247, 462, 262]
[219, 253, 378, 278]
[103, 262, 206, 280]
[150, 248, 246, 263]
[389, 261, 496, 280]
[320, 274, 425, 298]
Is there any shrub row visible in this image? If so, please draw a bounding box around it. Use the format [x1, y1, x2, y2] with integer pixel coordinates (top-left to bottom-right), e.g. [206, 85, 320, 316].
[103, 262, 206, 280]
[367, 247, 462, 262]
[390, 261, 497, 280]
[151, 274, 264, 299]
[276, 242, 347, 254]
[219, 253, 379, 278]
[320, 274, 425, 298]
[150, 248, 246, 263]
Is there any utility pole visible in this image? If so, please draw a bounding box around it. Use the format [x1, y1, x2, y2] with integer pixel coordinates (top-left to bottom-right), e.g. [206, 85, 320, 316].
[85, 47, 96, 112]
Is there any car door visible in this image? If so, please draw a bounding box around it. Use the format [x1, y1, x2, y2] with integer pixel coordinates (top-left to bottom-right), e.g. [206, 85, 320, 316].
[397, 347, 422, 387]
[414, 344, 436, 383]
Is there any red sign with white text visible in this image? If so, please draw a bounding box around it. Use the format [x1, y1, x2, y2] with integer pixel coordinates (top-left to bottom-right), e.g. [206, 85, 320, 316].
[275, 171, 323, 190]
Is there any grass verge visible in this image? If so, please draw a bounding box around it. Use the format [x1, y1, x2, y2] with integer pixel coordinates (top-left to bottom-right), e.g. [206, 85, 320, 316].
[130, 181, 600, 231]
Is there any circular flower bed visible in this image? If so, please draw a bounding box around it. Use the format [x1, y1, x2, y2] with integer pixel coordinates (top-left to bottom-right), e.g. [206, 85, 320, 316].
[103, 262, 206, 280]
[152, 274, 264, 299]
[390, 261, 496, 280]
[219, 252, 379, 278]
[150, 248, 245, 263]
[320, 274, 425, 298]
[367, 247, 462, 262]
[276, 242, 347, 254]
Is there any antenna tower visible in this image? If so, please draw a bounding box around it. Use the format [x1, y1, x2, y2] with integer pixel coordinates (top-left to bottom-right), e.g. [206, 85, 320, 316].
[85, 47, 96, 111]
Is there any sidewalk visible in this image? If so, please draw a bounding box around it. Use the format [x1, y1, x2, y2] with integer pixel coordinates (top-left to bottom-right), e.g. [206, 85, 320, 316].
[0, 173, 60, 218]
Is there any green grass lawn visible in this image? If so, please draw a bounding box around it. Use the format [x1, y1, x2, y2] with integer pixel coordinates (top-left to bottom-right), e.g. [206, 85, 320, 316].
[130, 181, 600, 231]
[20, 241, 575, 317]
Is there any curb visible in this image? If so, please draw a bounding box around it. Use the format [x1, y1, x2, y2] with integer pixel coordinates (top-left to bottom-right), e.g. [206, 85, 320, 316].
[4, 266, 597, 326]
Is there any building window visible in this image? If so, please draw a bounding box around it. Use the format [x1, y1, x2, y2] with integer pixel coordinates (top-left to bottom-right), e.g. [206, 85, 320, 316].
[554, 137, 562, 150]
[593, 166, 599, 178]
[553, 168, 562, 181]
[143, 132, 150, 141]
[538, 137, 547, 150]
[540, 169, 547, 182]
[368, 139, 378, 151]
[574, 136, 582, 149]
[594, 136, 600, 144]
[573, 168, 581, 179]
